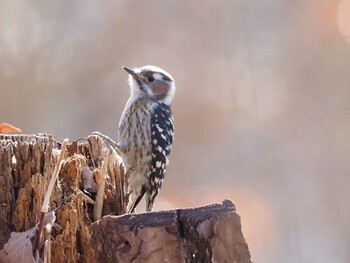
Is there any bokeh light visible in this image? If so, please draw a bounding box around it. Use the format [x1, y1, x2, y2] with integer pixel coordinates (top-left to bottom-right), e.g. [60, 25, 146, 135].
[337, 0, 350, 41]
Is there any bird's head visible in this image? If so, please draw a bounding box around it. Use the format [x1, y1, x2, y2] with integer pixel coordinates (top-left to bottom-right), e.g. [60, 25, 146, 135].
[123, 65, 176, 106]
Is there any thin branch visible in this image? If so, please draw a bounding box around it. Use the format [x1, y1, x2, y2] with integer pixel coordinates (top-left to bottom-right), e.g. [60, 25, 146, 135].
[35, 139, 68, 262]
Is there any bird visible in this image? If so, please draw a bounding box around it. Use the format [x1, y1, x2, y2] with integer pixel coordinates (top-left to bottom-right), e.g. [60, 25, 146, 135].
[118, 65, 175, 213]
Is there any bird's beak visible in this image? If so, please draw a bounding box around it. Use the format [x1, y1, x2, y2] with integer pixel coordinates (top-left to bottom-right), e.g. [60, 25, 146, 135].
[123, 66, 139, 79]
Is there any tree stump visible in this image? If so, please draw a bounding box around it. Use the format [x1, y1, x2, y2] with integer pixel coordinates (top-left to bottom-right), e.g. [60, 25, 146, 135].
[0, 134, 252, 263]
[89, 200, 252, 263]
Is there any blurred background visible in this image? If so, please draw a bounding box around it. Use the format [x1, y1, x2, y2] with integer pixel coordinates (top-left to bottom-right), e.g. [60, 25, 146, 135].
[1, 0, 350, 262]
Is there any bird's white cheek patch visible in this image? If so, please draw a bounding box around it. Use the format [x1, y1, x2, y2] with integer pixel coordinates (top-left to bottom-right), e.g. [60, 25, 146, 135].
[153, 73, 163, 81]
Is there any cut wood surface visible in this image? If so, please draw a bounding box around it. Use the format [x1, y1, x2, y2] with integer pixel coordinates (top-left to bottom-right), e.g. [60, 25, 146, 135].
[89, 200, 252, 263]
[0, 134, 252, 263]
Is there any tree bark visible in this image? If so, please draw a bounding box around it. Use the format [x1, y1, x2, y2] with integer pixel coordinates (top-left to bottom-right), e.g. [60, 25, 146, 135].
[0, 134, 252, 263]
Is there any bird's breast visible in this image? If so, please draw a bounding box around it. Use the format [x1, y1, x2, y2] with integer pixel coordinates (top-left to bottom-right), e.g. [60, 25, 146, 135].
[118, 100, 153, 172]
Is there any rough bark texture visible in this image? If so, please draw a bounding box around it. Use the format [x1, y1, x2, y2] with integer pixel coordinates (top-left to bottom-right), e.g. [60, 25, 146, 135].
[0, 134, 125, 263]
[89, 200, 252, 263]
[0, 134, 57, 247]
[0, 134, 252, 263]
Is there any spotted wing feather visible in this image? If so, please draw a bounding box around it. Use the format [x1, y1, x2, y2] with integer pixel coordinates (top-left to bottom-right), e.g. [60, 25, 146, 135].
[148, 102, 174, 209]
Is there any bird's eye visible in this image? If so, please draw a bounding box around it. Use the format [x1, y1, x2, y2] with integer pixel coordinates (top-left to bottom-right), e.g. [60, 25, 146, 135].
[148, 76, 155, 82]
